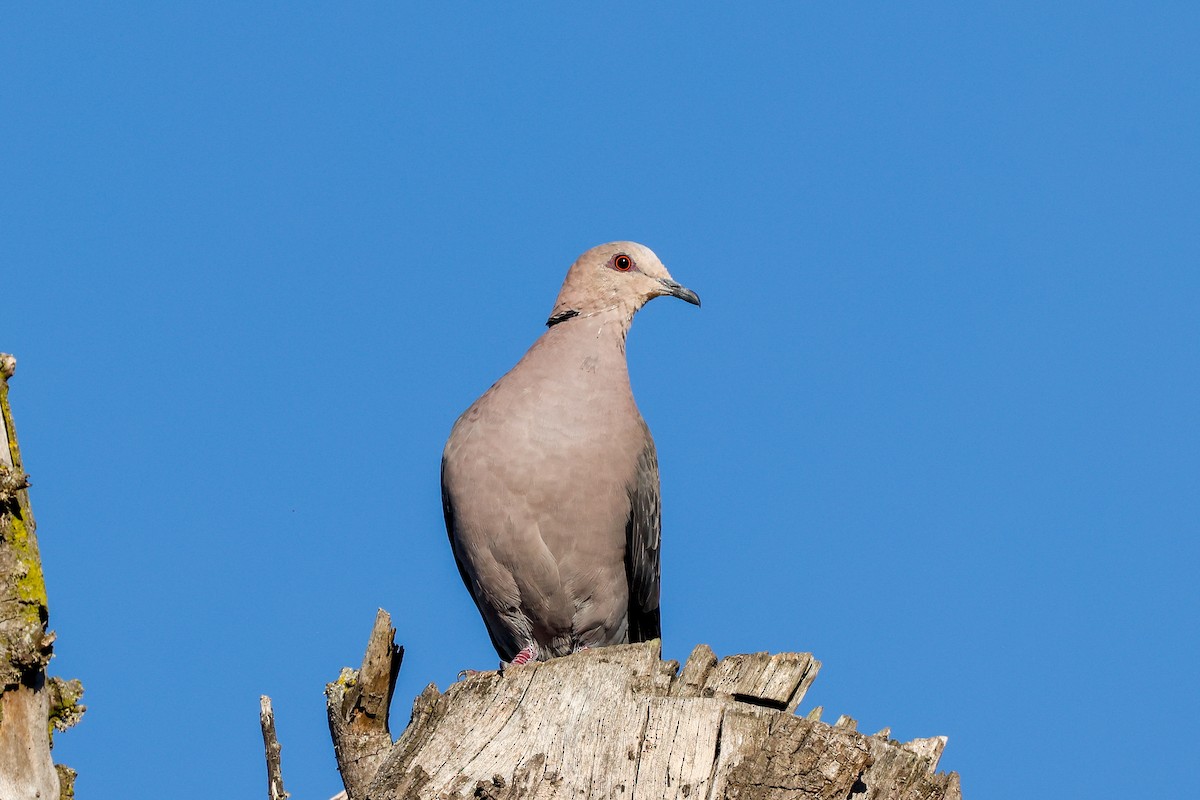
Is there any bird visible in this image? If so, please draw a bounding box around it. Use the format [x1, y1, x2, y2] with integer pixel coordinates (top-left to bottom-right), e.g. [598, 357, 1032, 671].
[441, 241, 700, 667]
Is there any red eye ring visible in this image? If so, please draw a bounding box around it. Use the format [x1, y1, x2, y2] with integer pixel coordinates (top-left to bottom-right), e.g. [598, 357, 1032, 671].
[613, 254, 633, 271]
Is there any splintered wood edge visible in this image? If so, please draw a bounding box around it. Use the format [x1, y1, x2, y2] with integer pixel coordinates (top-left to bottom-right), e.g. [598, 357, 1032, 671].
[903, 735, 949, 768]
[357, 608, 404, 727]
[696, 650, 821, 712]
[326, 609, 406, 800]
[0, 355, 16, 471]
[782, 654, 820, 713]
[363, 638, 960, 798]
[671, 643, 718, 697]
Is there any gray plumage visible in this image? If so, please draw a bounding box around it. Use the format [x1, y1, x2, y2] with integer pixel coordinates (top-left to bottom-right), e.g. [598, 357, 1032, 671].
[441, 241, 700, 663]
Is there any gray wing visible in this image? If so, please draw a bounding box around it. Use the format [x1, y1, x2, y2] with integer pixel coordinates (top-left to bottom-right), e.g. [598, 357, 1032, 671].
[441, 455, 520, 661]
[624, 428, 662, 643]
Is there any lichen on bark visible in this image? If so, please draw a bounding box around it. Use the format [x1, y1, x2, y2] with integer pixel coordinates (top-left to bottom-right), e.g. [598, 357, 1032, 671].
[0, 354, 83, 800]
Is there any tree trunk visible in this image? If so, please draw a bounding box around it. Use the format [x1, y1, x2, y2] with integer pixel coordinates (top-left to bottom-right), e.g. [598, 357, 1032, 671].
[0, 354, 84, 800]
[314, 612, 960, 800]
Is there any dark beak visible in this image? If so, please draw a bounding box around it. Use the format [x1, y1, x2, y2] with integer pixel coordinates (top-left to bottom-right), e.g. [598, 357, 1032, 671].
[659, 278, 701, 307]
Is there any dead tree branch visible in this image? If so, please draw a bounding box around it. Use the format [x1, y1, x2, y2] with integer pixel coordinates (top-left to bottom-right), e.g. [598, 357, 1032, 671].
[0, 353, 84, 800]
[260, 695, 290, 800]
[326, 609, 404, 800]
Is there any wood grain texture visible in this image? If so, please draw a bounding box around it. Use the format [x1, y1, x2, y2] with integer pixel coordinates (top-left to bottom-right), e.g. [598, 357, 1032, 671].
[326, 609, 404, 800]
[350, 638, 960, 800]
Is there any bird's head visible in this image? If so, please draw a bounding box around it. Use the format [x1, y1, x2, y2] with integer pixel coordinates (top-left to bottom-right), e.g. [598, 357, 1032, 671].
[547, 241, 701, 326]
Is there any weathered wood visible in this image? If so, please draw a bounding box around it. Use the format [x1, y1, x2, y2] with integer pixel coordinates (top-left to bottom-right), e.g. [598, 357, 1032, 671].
[671, 646, 821, 714]
[259, 695, 290, 800]
[343, 633, 961, 800]
[854, 733, 958, 800]
[0, 354, 83, 800]
[0, 680, 58, 800]
[710, 710, 871, 800]
[326, 609, 404, 800]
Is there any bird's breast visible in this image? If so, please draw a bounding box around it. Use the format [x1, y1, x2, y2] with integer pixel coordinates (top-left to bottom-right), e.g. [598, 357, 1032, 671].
[445, 340, 645, 514]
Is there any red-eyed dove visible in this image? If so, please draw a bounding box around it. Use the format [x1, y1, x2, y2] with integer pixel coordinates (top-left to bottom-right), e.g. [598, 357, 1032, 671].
[441, 241, 700, 665]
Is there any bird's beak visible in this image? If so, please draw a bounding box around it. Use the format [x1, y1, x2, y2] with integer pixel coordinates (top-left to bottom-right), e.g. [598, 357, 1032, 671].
[658, 278, 701, 307]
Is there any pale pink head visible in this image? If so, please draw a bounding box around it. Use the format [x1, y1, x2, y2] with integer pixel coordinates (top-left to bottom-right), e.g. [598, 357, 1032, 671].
[547, 241, 700, 326]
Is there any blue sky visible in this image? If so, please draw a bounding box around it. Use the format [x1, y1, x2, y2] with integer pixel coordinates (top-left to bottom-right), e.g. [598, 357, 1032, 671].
[4, 4, 1197, 798]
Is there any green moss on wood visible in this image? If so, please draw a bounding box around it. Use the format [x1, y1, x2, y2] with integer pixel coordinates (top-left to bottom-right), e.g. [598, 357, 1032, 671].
[7, 510, 49, 613]
[55, 764, 77, 800]
[48, 677, 85, 738]
[1, 374, 49, 634]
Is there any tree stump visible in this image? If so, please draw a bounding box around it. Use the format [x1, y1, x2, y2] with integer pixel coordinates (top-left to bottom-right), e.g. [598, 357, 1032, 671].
[314, 612, 961, 800]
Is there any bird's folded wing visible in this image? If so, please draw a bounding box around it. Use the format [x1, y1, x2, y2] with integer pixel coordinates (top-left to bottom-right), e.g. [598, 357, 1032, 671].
[624, 428, 662, 643]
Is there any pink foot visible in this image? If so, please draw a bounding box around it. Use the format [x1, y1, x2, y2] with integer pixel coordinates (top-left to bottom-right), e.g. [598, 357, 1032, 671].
[502, 644, 538, 670]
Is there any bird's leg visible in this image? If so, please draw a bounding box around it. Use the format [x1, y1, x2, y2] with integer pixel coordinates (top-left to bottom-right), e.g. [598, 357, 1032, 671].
[502, 644, 539, 670]
[509, 644, 538, 665]
[462, 643, 539, 679]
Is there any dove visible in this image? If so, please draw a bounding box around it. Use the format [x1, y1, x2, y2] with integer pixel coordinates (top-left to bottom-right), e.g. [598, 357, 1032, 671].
[441, 241, 699, 665]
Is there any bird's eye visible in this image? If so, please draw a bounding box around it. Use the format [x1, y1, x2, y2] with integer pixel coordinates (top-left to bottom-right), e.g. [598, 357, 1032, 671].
[613, 254, 633, 272]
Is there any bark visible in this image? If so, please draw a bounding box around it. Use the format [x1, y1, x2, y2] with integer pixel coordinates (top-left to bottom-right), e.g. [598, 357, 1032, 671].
[0, 354, 84, 800]
[325, 609, 404, 800]
[318, 612, 961, 800]
[260, 695, 290, 800]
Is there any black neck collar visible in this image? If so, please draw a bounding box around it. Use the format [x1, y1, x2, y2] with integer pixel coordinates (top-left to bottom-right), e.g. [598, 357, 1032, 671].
[545, 309, 579, 327]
